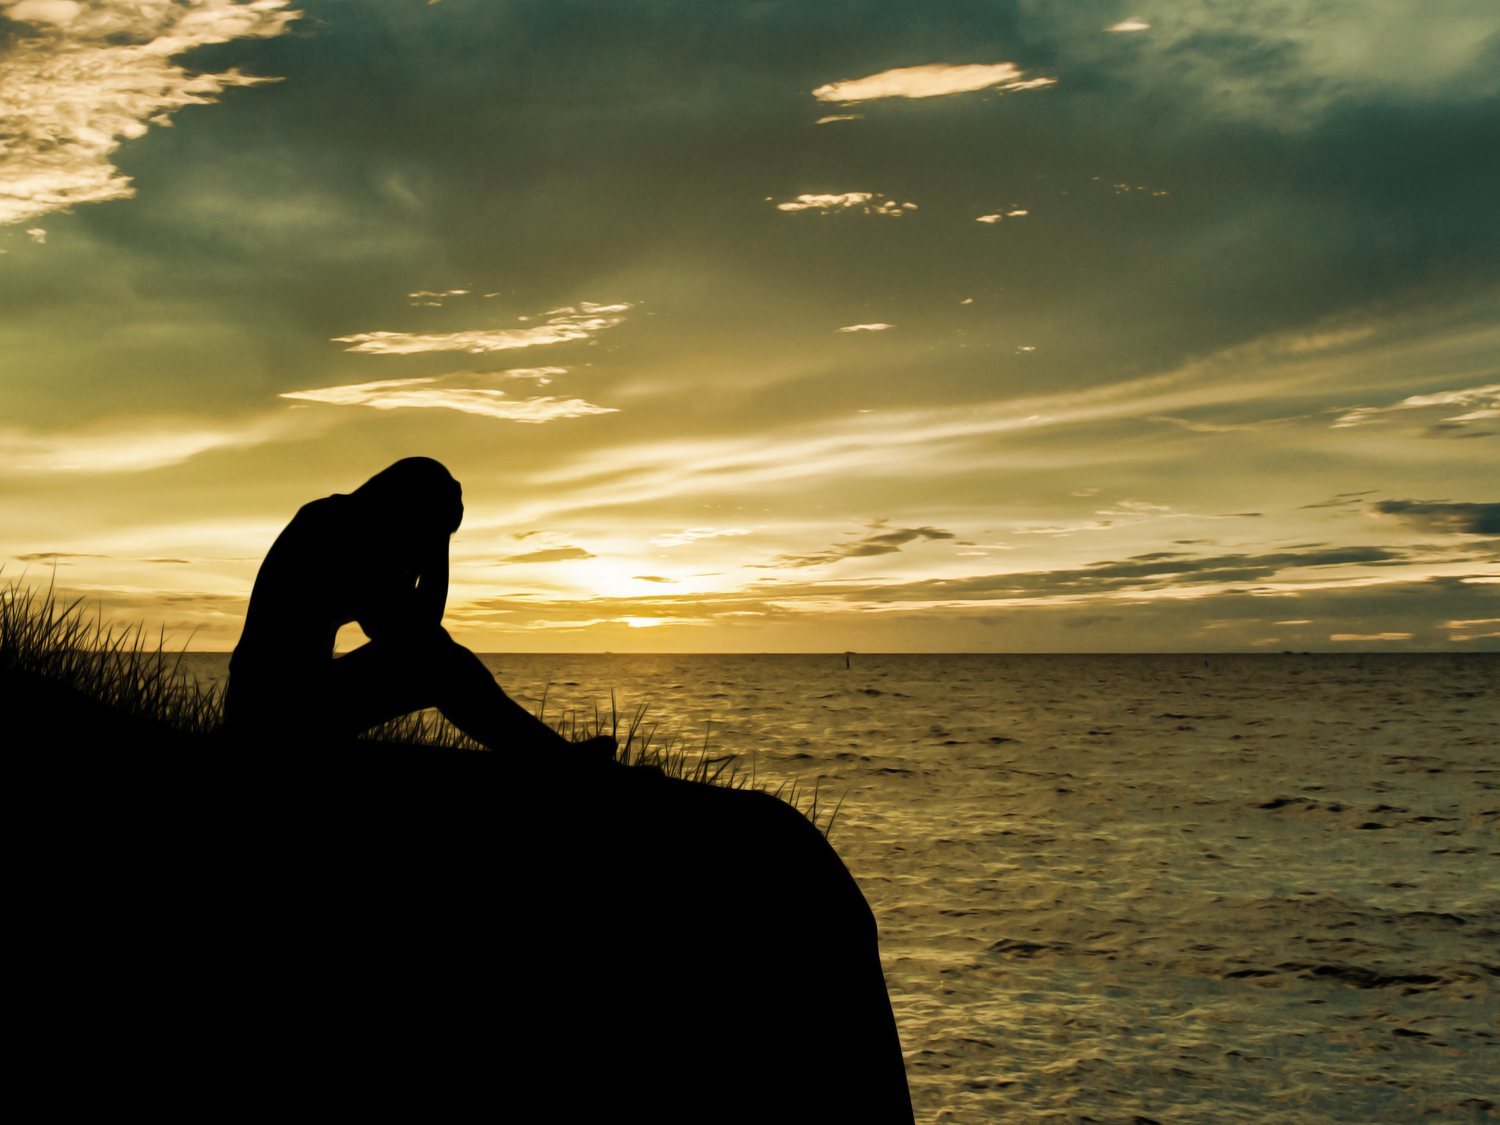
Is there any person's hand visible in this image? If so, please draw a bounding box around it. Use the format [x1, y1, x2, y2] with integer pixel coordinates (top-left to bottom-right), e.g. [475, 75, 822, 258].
[574, 734, 618, 766]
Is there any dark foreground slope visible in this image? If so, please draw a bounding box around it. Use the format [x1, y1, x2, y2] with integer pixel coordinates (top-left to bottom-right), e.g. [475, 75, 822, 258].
[7, 669, 913, 1122]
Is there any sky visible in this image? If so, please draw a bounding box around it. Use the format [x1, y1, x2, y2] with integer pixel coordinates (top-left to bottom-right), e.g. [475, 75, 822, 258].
[2, 0, 1498, 652]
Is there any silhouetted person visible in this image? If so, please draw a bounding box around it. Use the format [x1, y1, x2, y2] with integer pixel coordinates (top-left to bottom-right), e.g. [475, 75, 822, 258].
[222, 456, 612, 762]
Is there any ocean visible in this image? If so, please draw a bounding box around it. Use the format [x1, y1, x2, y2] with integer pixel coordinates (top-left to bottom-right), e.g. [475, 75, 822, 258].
[182, 653, 1500, 1122]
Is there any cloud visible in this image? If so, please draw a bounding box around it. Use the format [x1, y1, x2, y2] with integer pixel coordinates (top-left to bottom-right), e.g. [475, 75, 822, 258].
[1300, 490, 1378, 509]
[1149, 413, 1306, 433]
[281, 373, 617, 424]
[1444, 616, 1500, 640]
[14, 550, 105, 562]
[1332, 383, 1500, 432]
[650, 527, 751, 547]
[0, 0, 299, 226]
[333, 302, 631, 355]
[1106, 20, 1151, 32]
[837, 323, 893, 333]
[407, 288, 470, 306]
[771, 192, 916, 217]
[498, 367, 568, 385]
[1330, 632, 1412, 642]
[500, 546, 594, 564]
[0, 414, 302, 474]
[814, 114, 863, 125]
[769, 524, 956, 568]
[1368, 499, 1500, 535]
[1115, 4, 1500, 123]
[812, 63, 1054, 104]
[976, 209, 1030, 224]
[1014, 499, 1178, 537]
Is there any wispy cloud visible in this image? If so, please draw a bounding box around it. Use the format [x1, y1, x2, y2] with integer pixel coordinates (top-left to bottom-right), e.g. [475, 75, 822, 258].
[650, 527, 752, 547]
[14, 550, 190, 565]
[407, 288, 470, 306]
[1330, 632, 1412, 643]
[333, 302, 632, 355]
[771, 192, 916, 217]
[0, 0, 299, 226]
[1106, 20, 1151, 33]
[490, 366, 567, 385]
[281, 371, 616, 423]
[837, 323, 893, 333]
[812, 63, 1054, 104]
[0, 414, 302, 474]
[500, 546, 594, 564]
[14, 550, 106, 562]
[521, 317, 1402, 519]
[814, 113, 863, 125]
[767, 523, 955, 569]
[1445, 617, 1500, 640]
[1149, 413, 1306, 434]
[1333, 383, 1500, 432]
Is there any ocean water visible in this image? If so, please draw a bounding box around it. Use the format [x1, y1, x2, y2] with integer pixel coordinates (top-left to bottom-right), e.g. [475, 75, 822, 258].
[183, 653, 1500, 1122]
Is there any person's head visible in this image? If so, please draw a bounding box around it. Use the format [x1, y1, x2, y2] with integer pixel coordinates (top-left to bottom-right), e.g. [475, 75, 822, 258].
[351, 457, 463, 536]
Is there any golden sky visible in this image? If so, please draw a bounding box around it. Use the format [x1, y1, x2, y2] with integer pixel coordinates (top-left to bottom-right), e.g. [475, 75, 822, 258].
[3, 0, 1498, 651]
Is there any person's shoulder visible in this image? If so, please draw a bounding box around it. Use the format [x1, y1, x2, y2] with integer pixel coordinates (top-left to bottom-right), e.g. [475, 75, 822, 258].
[292, 494, 348, 520]
[279, 494, 353, 539]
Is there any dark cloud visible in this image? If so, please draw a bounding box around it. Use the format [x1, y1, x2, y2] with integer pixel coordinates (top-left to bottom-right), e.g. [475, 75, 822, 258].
[1422, 423, 1498, 440]
[1369, 499, 1500, 535]
[500, 546, 595, 563]
[633, 575, 674, 583]
[768, 524, 955, 568]
[853, 546, 1408, 602]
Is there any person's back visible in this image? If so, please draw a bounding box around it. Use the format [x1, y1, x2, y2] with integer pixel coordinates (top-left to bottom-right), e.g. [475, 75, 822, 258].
[231, 496, 348, 674]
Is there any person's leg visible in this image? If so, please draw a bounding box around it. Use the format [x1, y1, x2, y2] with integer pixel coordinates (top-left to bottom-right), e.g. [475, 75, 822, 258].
[322, 626, 610, 759]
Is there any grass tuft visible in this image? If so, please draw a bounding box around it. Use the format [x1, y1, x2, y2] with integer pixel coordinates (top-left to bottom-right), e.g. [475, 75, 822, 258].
[1, 575, 222, 734]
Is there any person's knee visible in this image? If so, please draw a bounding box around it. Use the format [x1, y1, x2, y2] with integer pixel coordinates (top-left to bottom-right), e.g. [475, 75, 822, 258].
[414, 625, 487, 673]
[390, 622, 452, 654]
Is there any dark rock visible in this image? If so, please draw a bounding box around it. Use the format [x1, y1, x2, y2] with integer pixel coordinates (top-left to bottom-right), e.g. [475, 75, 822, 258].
[7, 669, 914, 1122]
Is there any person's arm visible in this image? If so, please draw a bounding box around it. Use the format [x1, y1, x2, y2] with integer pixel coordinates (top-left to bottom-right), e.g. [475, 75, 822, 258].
[356, 534, 447, 642]
[413, 534, 449, 627]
